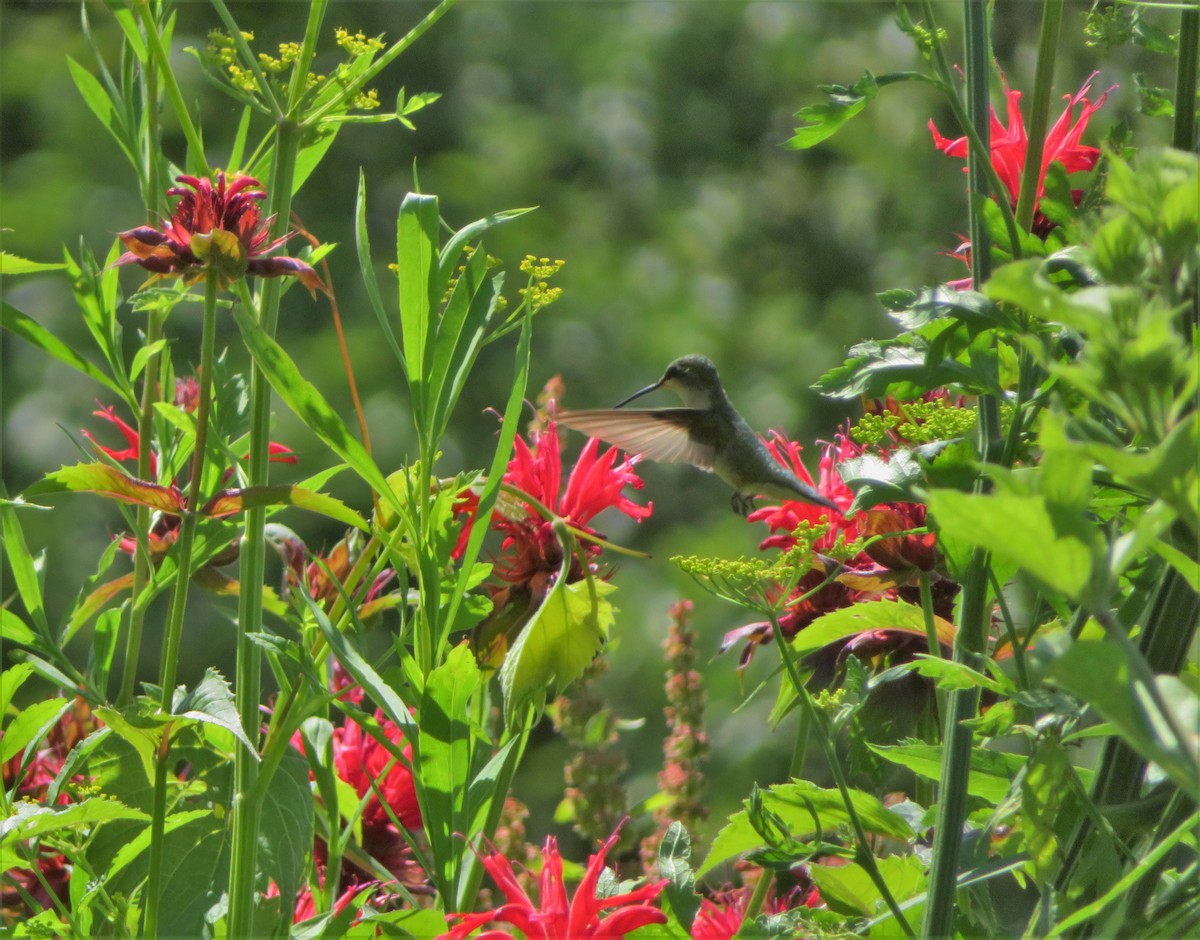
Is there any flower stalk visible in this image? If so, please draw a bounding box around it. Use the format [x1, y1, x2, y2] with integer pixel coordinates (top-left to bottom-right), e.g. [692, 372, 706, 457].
[1014, 0, 1065, 233]
[768, 610, 915, 939]
[922, 2, 1000, 936]
[144, 269, 219, 938]
[227, 83, 309, 940]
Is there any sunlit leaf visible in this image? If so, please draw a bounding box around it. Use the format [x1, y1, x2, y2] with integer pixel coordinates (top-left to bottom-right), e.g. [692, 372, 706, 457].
[31, 463, 186, 513]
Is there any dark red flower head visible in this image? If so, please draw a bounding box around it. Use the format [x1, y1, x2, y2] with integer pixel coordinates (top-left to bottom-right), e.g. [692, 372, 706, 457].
[117, 171, 326, 295]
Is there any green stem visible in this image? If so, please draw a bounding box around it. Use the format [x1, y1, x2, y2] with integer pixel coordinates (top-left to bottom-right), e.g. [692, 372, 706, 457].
[116, 0, 170, 710]
[1173, 5, 1198, 152]
[740, 867, 774, 927]
[770, 613, 915, 938]
[130, 0, 208, 173]
[1013, 0, 1064, 233]
[917, 570, 947, 705]
[1046, 808, 1200, 938]
[305, 0, 460, 127]
[921, 0, 1020, 262]
[144, 272, 218, 937]
[922, 7, 1000, 936]
[117, 307, 164, 707]
[226, 103, 306, 938]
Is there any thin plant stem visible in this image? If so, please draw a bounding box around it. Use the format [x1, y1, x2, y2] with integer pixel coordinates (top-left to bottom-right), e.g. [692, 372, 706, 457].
[144, 270, 219, 938]
[923, 4, 1000, 936]
[118, 0, 169, 709]
[920, 0, 1020, 261]
[1014, 0, 1064, 233]
[769, 612, 916, 939]
[740, 866, 774, 925]
[1173, 5, 1198, 152]
[130, 0, 207, 174]
[917, 569, 947, 723]
[226, 0, 314, 911]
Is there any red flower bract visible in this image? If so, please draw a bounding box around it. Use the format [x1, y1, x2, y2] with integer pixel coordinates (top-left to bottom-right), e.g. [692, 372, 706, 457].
[116, 171, 326, 295]
[493, 422, 651, 598]
[930, 73, 1112, 238]
[439, 823, 667, 939]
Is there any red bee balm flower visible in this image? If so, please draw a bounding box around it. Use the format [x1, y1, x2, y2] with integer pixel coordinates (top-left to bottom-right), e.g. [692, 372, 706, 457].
[117, 171, 325, 295]
[494, 422, 651, 598]
[440, 824, 667, 939]
[930, 74, 1112, 237]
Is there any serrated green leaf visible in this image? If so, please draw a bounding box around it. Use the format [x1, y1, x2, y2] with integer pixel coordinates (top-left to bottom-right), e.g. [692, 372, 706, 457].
[171, 667, 258, 756]
[810, 854, 926, 917]
[786, 72, 878, 149]
[0, 797, 148, 848]
[699, 780, 914, 876]
[258, 747, 313, 908]
[0, 251, 68, 275]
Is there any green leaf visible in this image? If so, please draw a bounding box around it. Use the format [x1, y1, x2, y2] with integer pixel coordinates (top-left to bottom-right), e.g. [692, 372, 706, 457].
[202, 484, 368, 532]
[810, 854, 926, 917]
[869, 742, 1027, 806]
[699, 780, 914, 876]
[171, 667, 258, 756]
[1047, 639, 1200, 801]
[0, 798, 148, 848]
[397, 192, 441, 417]
[418, 642, 482, 898]
[93, 705, 167, 784]
[0, 698, 70, 764]
[428, 246, 501, 442]
[795, 599, 955, 658]
[1021, 738, 1075, 883]
[500, 565, 616, 721]
[1, 503, 50, 638]
[925, 488, 1095, 599]
[354, 171, 406, 374]
[658, 822, 700, 931]
[258, 747, 313, 909]
[0, 663, 35, 715]
[786, 72, 879, 149]
[0, 251, 68, 274]
[229, 300, 409, 532]
[1, 609, 38, 647]
[29, 462, 186, 513]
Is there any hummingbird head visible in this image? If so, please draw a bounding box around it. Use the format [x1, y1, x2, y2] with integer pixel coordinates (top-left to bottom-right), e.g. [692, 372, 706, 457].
[614, 354, 722, 409]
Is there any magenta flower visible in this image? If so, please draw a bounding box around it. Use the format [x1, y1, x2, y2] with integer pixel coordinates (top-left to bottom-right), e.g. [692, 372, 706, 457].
[116, 171, 326, 295]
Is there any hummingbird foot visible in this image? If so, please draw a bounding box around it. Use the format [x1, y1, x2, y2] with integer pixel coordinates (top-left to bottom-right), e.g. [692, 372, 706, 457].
[730, 492, 756, 516]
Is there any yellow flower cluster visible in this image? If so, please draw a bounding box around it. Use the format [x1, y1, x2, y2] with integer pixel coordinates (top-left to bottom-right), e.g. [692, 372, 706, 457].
[335, 28, 386, 56]
[850, 397, 977, 447]
[204, 28, 384, 110]
[518, 256, 566, 311]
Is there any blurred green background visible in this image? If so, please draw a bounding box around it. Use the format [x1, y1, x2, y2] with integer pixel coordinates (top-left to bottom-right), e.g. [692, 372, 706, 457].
[0, 1, 1176, 850]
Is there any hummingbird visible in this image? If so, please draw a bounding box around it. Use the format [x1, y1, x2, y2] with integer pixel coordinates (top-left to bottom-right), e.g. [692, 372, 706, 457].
[557, 354, 841, 516]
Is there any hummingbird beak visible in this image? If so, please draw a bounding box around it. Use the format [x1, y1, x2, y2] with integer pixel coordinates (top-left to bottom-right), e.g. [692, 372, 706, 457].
[613, 379, 664, 409]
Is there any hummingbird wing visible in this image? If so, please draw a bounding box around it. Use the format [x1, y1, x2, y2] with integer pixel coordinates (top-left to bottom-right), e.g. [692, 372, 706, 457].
[556, 409, 716, 470]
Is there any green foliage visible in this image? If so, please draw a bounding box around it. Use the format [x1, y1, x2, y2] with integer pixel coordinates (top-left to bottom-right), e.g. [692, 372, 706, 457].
[1, 1, 1196, 936]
